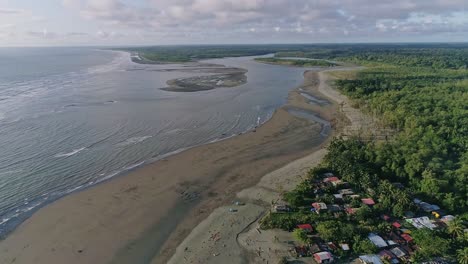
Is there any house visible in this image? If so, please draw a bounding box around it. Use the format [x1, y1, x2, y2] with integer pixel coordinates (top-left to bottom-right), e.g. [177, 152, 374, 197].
[329, 204, 342, 213]
[441, 215, 455, 223]
[314, 251, 334, 263]
[327, 242, 338, 250]
[368, 233, 388, 248]
[390, 247, 407, 259]
[407, 217, 437, 230]
[359, 254, 384, 264]
[340, 243, 350, 251]
[323, 176, 340, 183]
[297, 224, 313, 233]
[379, 250, 399, 264]
[362, 198, 376, 206]
[294, 246, 309, 257]
[339, 189, 354, 195]
[312, 202, 328, 213]
[273, 204, 290, 213]
[400, 233, 413, 243]
[345, 207, 358, 215]
[392, 222, 402, 229]
[333, 193, 344, 201]
[309, 243, 321, 254]
[418, 202, 440, 212]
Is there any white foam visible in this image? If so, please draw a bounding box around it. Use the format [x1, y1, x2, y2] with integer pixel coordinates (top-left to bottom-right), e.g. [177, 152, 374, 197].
[116, 136, 151, 147]
[54, 147, 86, 158]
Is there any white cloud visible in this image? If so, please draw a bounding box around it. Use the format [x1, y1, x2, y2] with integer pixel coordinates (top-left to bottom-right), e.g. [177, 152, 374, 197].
[4, 0, 468, 45]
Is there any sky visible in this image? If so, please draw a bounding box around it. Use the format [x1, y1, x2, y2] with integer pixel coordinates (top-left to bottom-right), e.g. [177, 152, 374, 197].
[0, 0, 467, 47]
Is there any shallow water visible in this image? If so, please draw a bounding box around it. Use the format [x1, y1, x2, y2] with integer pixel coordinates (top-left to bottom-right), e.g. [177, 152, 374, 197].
[0, 48, 323, 237]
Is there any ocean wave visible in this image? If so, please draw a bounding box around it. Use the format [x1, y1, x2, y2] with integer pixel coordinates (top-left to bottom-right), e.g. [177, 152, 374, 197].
[116, 136, 152, 147]
[54, 147, 86, 158]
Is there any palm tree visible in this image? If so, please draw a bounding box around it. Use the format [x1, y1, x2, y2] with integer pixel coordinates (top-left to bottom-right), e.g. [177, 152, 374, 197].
[447, 218, 464, 239]
[457, 247, 468, 264]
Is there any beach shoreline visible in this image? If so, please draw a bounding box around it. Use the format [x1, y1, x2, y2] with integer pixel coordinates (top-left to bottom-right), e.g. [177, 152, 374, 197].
[166, 67, 366, 264]
[0, 58, 341, 264]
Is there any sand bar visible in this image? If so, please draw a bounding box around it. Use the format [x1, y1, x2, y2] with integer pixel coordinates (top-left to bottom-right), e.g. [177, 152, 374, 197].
[167, 67, 366, 264]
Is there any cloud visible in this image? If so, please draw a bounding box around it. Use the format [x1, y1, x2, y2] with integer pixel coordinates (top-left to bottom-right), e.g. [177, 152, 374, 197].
[27, 29, 58, 39]
[0, 8, 23, 14]
[60, 1, 467, 36]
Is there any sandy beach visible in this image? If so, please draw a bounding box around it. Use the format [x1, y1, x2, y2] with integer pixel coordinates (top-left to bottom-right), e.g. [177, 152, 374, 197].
[167, 67, 370, 264]
[0, 64, 341, 264]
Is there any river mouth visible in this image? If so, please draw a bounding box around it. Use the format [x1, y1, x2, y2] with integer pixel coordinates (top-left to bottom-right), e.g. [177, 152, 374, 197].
[299, 88, 331, 106]
[286, 106, 331, 137]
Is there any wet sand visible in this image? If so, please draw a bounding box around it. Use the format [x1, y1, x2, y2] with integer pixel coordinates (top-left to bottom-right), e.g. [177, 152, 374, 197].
[0, 67, 334, 263]
[167, 68, 366, 264]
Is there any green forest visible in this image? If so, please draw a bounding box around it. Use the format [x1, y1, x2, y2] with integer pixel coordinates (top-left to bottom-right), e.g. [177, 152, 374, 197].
[334, 54, 467, 214]
[254, 57, 336, 67]
[266, 45, 467, 262]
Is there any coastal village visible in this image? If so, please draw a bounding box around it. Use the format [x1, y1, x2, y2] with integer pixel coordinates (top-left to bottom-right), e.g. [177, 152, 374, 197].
[261, 171, 461, 264]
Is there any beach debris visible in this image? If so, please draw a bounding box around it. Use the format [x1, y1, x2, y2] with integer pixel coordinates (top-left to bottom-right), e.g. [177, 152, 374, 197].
[229, 208, 238, 212]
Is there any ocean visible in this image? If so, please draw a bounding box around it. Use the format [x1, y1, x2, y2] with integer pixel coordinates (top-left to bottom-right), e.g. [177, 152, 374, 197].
[0, 47, 316, 237]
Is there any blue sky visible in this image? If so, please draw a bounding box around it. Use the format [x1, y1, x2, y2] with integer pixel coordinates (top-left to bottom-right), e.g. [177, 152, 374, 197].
[1, 0, 467, 46]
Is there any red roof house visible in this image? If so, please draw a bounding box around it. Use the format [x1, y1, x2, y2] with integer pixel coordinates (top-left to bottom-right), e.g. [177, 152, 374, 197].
[313, 251, 333, 263]
[323, 176, 340, 183]
[361, 198, 376, 206]
[312, 202, 328, 213]
[401, 233, 413, 243]
[297, 224, 313, 232]
[345, 207, 358, 215]
[392, 222, 402, 228]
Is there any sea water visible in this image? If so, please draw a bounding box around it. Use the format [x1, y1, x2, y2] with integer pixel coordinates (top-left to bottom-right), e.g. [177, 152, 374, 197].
[0, 47, 321, 237]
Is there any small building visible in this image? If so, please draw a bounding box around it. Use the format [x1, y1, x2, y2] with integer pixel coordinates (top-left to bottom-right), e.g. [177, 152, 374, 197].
[339, 189, 354, 195]
[329, 204, 342, 213]
[368, 233, 388, 248]
[390, 247, 407, 259]
[392, 222, 402, 229]
[340, 243, 350, 251]
[323, 176, 340, 183]
[314, 251, 334, 263]
[345, 207, 358, 215]
[333, 193, 344, 201]
[294, 246, 309, 257]
[400, 233, 413, 243]
[362, 198, 376, 206]
[273, 204, 290, 213]
[441, 215, 455, 223]
[407, 216, 437, 230]
[379, 250, 399, 264]
[359, 254, 384, 264]
[312, 202, 328, 213]
[418, 202, 440, 212]
[297, 224, 313, 233]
